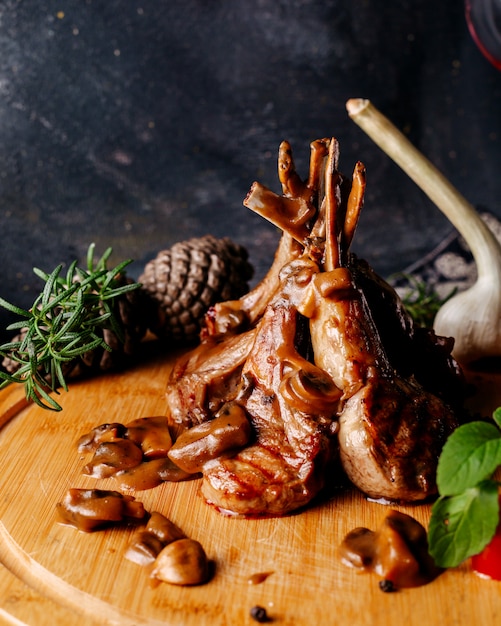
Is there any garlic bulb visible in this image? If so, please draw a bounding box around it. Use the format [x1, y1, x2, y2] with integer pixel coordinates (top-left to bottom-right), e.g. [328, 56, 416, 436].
[346, 98, 501, 365]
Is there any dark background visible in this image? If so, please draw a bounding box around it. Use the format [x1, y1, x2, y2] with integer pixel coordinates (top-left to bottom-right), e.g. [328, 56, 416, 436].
[1, 0, 500, 339]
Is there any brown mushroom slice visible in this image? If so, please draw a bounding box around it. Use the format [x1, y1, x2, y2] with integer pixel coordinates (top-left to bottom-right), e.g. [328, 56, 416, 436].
[339, 510, 442, 588]
[125, 512, 186, 566]
[146, 512, 186, 544]
[167, 401, 252, 474]
[56, 488, 146, 532]
[125, 415, 173, 459]
[114, 457, 192, 491]
[157, 457, 197, 482]
[77, 422, 127, 453]
[278, 357, 342, 414]
[151, 538, 209, 586]
[83, 439, 143, 479]
[125, 530, 165, 566]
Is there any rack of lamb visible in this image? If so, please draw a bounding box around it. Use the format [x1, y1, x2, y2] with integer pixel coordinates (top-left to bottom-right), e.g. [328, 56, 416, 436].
[165, 137, 465, 517]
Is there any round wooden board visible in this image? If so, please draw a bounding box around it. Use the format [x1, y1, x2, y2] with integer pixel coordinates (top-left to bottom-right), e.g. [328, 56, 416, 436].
[0, 354, 500, 626]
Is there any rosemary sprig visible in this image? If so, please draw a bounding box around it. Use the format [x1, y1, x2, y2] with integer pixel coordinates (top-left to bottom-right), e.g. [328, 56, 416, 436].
[0, 244, 140, 411]
[395, 274, 456, 329]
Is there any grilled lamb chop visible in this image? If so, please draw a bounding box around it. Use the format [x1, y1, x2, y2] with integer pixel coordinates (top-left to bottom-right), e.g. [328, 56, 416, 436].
[201, 138, 328, 339]
[296, 138, 460, 501]
[165, 136, 463, 513]
[201, 258, 342, 516]
[166, 329, 257, 432]
[166, 140, 327, 431]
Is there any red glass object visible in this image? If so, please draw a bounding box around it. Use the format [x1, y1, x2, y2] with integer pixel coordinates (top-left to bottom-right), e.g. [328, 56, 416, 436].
[465, 0, 501, 70]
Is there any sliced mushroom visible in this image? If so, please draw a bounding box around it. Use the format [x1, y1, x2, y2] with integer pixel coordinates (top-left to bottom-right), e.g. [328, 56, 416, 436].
[56, 488, 146, 532]
[167, 401, 252, 473]
[77, 423, 127, 453]
[151, 538, 209, 586]
[83, 439, 143, 478]
[125, 512, 186, 566]
[339, 510, 442, 588]
[125, 415, 173, 459]
[114, 457, 193, 491]
[125, 531, 165, 566]
[145, 511, 186, 544]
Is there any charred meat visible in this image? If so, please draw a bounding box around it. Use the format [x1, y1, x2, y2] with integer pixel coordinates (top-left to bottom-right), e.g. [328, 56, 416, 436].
[165, 137, 464, 515]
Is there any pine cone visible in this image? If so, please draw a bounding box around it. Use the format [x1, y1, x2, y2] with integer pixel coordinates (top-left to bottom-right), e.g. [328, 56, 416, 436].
[139, 235, 253, 343]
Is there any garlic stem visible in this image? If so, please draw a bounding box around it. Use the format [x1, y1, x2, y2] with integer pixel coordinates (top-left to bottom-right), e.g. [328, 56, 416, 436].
[346, 98, 501, 365]
[345, 98, 501, 282]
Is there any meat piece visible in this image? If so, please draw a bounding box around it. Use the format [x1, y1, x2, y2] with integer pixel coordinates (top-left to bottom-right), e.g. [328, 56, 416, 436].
[165, 135, 464, 513]
[166, 329, 256, 431]
[201, 275, 342, 516]
[303, 268, 458, 500]
[202, 138, 329, 339]
[297, 138, 459, 501]
[338, 373, 456, 500]
[166, 141, 327, 434]
[349, 255, 465, 410]
[203, 232, 303, 338]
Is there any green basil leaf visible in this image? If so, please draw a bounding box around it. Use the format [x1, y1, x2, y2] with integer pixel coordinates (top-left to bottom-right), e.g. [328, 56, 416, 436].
[428, 481, 500, 568]
[436, 421, 501, 495]
[493, 407, 501, 430]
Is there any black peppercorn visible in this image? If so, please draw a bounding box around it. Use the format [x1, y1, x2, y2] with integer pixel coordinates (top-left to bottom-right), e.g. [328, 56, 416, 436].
[379, 578, 397, 593]
[250, 605, 270, 622]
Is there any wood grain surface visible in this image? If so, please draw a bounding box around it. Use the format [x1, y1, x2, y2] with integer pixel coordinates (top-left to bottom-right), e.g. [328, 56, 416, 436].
[0, 353, 500, 626]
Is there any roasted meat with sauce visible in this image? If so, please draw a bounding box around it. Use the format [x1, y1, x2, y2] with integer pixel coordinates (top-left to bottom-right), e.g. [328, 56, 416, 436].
[201, 259, 342, 516]
[165, 136, 464, 515]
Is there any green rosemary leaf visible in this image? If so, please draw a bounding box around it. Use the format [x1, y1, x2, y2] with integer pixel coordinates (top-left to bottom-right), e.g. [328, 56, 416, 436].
[86, 242, 97, 270]
[81, 312, 113, 331]
[53, 360, 68, 391]
[87, 243, 112, 273]
[52, 302, 85, 343]
[97, 247, 113, 271]
[0, 297, 30, 318]
[0, 337, 24, 351]
[65, 259, 79, 286]
[100, 260, 134, 291]
[0, 244, 143, 411]
[5, 321, 29, 333]
[393, 273, 456, 328]
[98, 299, 123, 341]
[32, 267, 50, 282]
[75, 268, 113, 298]
[40, 265, 63, 309]
[0, 370, 20, 386]
[38, 277, 85, 317]
[101, 281, 140, 300]
[62, 336, 108, 358]
[29, 381, 62, 411]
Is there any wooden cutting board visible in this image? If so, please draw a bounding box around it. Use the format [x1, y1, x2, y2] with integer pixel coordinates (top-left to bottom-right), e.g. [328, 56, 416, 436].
[0, 351, 500, 626]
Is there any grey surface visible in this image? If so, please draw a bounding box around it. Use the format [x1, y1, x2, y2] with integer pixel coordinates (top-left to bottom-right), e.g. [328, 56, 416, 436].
[1, 0, 500, 339]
